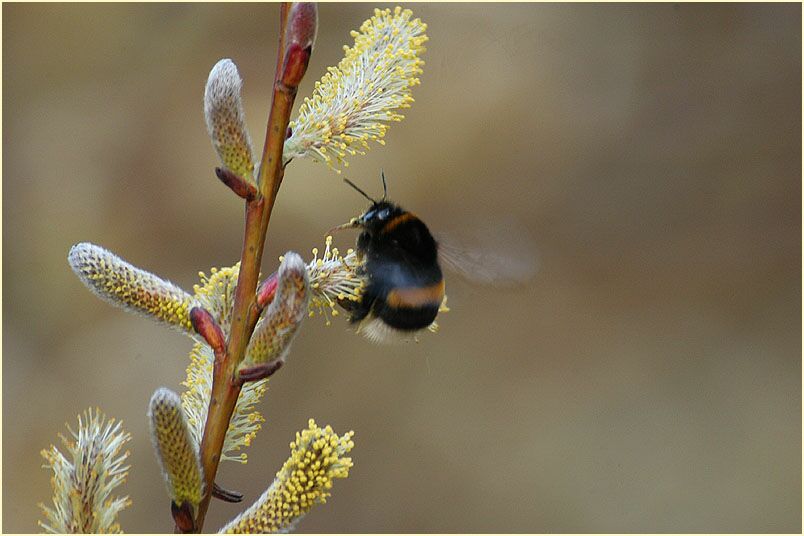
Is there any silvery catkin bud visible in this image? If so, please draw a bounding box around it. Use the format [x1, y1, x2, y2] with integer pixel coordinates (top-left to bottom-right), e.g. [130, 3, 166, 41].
[241, 252, 309, 372]
[204, 59, 256, 185]
[148, 388, 204, 519]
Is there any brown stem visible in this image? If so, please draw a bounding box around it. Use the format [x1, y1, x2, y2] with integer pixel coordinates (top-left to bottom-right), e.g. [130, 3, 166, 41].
[190, 3, 300, 532]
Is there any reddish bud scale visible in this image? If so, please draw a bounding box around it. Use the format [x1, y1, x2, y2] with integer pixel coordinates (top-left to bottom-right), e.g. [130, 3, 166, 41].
[285, 2, 318, 50]
[190, 307, 226, 358]
[280, 2, 317, 89]
[256, 272, 279, 308]
[280, 43, 312, 90]
[237, 360, 283, 383]
[212, 482, 244, 503]
[215, 167, 257, 200]
[171, 501, 195, 533]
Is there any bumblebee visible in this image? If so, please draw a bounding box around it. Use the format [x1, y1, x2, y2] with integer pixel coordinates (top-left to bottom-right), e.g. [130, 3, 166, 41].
[333, 173, 444, 343]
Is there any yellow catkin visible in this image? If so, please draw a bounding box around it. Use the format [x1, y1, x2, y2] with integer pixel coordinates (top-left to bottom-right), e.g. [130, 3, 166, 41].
[182, 342, 267, 463]
[284, 7, 428, 171]
[220, 420, 354, 533]
[182, 263, 267, 464]
[68, 242, 195, 332]
[192, 263, 241, 334]
[148, 388, 204, 511]
[306, 236, 365, 325]
[38, 408, 131, 533]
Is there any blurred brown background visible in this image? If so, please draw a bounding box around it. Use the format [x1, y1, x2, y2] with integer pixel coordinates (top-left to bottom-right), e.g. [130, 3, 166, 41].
[3, 3, 800, 533]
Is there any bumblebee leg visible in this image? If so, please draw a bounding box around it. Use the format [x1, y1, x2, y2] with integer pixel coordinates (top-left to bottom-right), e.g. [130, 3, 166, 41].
[356, 231, 371, 258]
[348, 283, 377, 323]
[348, 301, 371, 323]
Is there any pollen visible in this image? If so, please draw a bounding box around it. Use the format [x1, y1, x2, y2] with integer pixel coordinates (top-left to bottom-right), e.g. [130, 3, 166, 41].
[68, 243, 196, 333]
[193, 263, 241, 334]
[39, 408, 131, 534]
[181, 344, 268, 464]
[220, 420, 354, 533]
[283, 7, 427, 171]
[180, 263, 268, 464]
[306, 236, 366, 324]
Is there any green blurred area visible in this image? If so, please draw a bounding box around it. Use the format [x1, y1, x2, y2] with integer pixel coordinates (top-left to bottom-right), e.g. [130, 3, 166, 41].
[3, 3, 800, 532]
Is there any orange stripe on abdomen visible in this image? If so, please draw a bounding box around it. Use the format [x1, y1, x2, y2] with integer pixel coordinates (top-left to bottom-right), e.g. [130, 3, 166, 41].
[385, 280, 445, 308]
[381, 212, 416, 234]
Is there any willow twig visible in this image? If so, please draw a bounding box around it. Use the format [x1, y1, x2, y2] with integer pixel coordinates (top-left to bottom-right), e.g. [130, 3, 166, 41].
[191, 3, 316, 532]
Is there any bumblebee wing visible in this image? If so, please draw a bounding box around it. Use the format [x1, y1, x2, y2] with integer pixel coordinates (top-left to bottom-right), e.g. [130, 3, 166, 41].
[436, 220, 539, 287]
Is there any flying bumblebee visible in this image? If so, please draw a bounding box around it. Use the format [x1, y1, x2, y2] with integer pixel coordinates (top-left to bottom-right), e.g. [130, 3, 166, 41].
[330, 171, 538, 343]
[331, 172, 445, 343]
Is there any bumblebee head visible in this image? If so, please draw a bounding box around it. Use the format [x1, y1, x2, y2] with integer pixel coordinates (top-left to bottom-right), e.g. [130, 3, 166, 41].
[356, 201, 404, 230]
[329, 201, 404, 235]
[330, 174, 403, 234]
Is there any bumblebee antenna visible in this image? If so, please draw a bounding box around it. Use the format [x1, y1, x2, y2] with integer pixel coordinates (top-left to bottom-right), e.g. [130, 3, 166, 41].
[343, 178, 377, 203]
[380, 169, 388, 200]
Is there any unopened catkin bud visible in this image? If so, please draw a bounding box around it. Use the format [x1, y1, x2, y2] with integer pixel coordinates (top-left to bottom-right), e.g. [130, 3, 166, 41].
[204, 59, 256, 185]
[286, 2, 318, 51]
[280, 3, 318, 89]
[148, 388, 204, 517]
[241, 252, 309, 371]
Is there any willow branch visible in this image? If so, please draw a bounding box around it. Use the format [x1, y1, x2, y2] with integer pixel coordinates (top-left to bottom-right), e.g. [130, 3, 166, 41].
[190, 3, 318, 532]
